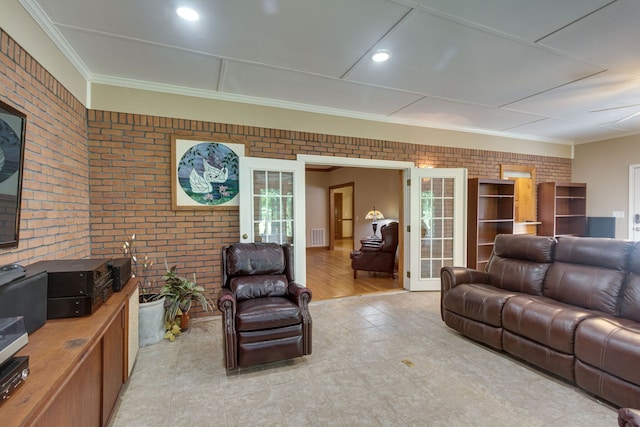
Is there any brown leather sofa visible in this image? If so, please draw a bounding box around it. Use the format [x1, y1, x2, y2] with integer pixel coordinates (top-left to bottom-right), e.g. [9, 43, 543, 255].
[441, 234, 640, 408]
[350, 221, 399, 278]
[217, 242, 312, 369]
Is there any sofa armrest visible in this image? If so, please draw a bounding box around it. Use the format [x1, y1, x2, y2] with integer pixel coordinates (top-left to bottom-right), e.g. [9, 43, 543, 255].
[440, 266, 489, 293]
[440, 267, 489, 321]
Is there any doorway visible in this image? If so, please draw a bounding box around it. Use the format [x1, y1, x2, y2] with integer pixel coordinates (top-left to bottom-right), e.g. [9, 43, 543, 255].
[329, 182, 354, 251]
[302, 158, 408, 300]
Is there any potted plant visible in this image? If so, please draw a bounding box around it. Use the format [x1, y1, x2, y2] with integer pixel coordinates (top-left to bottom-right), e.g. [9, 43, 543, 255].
[158, 263, 213, 341]
[123, 234, 165, 346]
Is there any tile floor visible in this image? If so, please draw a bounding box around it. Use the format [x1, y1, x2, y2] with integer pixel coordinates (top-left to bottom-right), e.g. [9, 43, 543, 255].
[109, 291, 617, 427]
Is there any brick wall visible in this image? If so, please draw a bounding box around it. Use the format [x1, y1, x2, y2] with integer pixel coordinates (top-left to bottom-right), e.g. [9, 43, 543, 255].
[0, 29, 90, 266]
[87, 111, 571, 317]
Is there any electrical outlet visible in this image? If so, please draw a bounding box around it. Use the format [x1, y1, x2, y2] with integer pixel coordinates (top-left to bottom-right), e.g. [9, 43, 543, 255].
[612, 210, 625, 219]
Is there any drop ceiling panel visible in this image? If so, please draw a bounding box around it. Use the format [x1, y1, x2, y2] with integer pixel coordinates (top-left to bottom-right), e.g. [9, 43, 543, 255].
[391, 97, 543, 131]
[37, 0, 411, 77]
[20, 0, 640, 143]
[59, 27, 221, 90]
[539, 0, 640, 73]
[506, 118, 628, 143]
[505, 71, 640, 125]
[346, 9, 603, 106]
[410, 0, 612, 42]
[221, 61, 422, 116]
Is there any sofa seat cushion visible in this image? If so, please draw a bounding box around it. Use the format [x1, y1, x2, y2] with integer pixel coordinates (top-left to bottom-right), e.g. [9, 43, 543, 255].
[236, 296, 301, 332]
[575, 316, 640, 386]
[443, 284, 517, 327]
[503, 295, 595, 354]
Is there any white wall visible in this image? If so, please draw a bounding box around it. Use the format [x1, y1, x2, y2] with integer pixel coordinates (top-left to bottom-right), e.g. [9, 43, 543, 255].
[328, 168, 401, 245]
[305, 171, 329, 247]
[573, 134, 640, 239]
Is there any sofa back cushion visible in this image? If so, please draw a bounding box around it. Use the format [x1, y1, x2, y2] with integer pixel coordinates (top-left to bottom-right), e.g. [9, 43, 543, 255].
[620, 242, 640, 321]
[486, 234, 556, 295]
[230, 274, 288, 301]
[543, 237, 634, 315]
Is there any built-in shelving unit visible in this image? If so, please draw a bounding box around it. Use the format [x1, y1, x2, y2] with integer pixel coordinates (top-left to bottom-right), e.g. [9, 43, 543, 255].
[537, 182, 587, 237]
[467, 178, 515, 270]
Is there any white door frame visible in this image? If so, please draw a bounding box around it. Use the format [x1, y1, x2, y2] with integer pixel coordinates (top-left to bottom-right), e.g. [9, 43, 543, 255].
[299, 155, 414, 288]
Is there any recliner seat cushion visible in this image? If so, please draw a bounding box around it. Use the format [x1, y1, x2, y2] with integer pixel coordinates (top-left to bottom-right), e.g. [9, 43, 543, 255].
[575, 316, 640, 386]
[235, 296, 301, 332]
[230, 274, 288, 301]
[443, 283, 516, 327]
[502, 295, 594, 354]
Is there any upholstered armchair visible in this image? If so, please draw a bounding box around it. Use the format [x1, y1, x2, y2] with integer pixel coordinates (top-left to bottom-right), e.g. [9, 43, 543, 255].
[217, 242, 312, 369]
[350, 221, 399, 278]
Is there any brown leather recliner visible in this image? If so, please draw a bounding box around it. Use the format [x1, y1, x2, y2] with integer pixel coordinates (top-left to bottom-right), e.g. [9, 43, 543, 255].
[350, 221, 399, 279]
[217, 242, 312, 369]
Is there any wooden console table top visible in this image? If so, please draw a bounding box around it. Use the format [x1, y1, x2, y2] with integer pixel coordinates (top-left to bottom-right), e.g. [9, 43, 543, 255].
[2, 279, 137, 426]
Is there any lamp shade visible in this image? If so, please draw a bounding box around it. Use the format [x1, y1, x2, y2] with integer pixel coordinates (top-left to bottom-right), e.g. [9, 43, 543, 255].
[365, 209, 384, 221]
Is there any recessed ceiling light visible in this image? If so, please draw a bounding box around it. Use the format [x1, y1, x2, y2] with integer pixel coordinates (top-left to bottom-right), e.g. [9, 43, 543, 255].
[371, 50, 391, 63]
[176, 7, 200, 21]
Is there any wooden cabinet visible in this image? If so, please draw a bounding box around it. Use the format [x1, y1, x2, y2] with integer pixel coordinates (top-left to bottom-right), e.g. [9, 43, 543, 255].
[4, 279, 136, 427]
[467, 178, 515, 270]
[537, 182, 587, 237]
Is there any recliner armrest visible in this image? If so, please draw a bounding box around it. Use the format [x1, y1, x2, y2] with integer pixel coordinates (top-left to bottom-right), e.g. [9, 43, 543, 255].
[619, 408, 640, 427]
[217, 288, 236, 311]
[288, 282, 312, 305]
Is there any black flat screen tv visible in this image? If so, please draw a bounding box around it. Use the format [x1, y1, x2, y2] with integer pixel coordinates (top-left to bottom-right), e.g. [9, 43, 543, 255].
[0, 99, 26, 249]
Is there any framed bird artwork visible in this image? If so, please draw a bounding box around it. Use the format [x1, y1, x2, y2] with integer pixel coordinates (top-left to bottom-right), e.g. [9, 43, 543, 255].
[171, 136, 245, 210]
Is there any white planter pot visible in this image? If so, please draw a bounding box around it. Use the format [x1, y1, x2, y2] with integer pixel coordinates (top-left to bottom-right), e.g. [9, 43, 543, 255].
[138, 296, 165, 347]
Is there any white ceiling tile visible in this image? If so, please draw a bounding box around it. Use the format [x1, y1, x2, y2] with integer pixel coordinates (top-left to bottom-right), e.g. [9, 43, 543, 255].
[59, 27, 221, 90]
[391, 97, 542, 131]
[506, 118, 630, 143]
[505, 71, 640, 125]
[410, 0, 611, 41]
[540, 0, 640, 73]
[41, 0, 411, 77]
[21, 0, 640, 143]
[345, 9, 602, 106]
[221, 61, 422, 116]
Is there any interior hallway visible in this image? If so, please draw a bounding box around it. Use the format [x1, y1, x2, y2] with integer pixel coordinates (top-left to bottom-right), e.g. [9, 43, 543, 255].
[305, 238, 399, 300]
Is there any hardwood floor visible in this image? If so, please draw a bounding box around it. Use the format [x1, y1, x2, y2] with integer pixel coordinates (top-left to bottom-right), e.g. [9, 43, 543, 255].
[305, 239, 400, 301]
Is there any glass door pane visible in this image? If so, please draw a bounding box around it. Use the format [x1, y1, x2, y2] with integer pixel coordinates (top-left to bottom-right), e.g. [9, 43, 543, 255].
[408, 168, 466, 291]
[252, 170, 294, 244]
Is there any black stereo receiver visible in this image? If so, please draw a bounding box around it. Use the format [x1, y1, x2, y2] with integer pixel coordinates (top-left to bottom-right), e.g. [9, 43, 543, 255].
[28, 259, 114, 319]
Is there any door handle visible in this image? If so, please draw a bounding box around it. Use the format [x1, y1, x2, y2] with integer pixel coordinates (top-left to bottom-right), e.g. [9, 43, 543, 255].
[635, 214, 640, 224]
[242, 233, 248, 239]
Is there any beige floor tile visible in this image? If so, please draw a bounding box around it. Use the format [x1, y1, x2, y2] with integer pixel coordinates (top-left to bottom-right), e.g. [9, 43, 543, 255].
[109, 291, 618, 427]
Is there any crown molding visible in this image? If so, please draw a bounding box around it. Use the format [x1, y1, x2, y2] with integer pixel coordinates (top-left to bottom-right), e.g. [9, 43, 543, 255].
[19, 0, 92, 80]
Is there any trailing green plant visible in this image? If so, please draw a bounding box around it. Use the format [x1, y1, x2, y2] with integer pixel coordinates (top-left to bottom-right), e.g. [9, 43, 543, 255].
[158, 262, 213, 340]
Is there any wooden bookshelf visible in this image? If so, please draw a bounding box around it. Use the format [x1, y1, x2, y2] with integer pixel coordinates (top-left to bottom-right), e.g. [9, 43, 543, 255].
[467, 178, 515, 270]
[537, 182, 587, 237]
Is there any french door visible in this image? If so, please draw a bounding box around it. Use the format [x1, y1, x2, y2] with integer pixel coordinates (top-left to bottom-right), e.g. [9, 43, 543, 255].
[239, 157, 306, 283]
[630, 164, 640, 241]
[406, 168, 466, 291]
